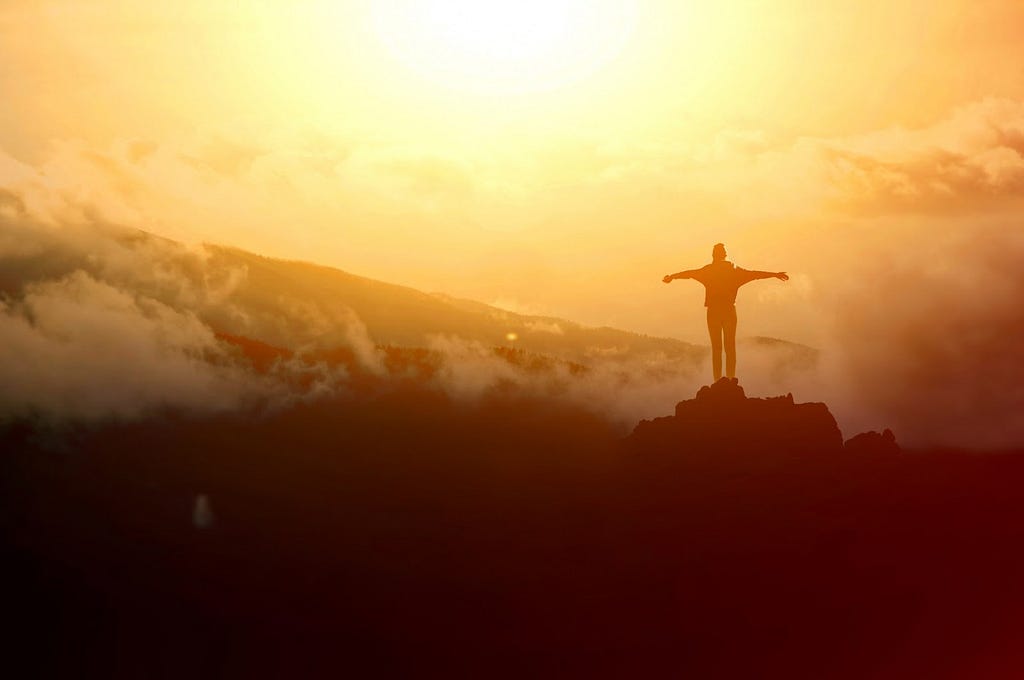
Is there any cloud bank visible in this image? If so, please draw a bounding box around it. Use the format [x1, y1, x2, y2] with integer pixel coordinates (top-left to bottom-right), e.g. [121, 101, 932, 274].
[0, 270, 261, 421]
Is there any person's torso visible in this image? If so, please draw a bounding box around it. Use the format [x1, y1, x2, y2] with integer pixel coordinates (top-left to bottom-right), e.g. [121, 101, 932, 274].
[695, 261, 746, 307]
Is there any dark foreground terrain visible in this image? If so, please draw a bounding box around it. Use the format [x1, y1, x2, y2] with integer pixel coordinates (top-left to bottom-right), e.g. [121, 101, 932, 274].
[4, 382, 1024, 679]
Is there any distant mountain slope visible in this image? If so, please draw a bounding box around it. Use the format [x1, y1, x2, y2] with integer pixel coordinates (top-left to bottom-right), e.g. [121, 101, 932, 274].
[205, 245, 707, 365]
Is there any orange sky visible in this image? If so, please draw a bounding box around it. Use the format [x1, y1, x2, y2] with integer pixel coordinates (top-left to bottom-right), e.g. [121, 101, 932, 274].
[3, 0, 1024, 345]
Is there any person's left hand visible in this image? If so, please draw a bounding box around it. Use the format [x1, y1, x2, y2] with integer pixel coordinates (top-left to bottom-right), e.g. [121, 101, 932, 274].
[662, 275, 673, 283]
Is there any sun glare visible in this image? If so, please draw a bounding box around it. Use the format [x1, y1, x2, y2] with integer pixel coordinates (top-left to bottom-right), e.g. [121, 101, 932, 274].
[371, 0, 637, 94]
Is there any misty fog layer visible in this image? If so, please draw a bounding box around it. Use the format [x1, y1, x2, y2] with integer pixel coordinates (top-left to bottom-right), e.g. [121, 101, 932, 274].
[820, 224, 1024, 448]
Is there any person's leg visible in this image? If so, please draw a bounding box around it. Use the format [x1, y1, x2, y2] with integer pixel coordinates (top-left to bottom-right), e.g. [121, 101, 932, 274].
[707, 307, 723, 381]
[723, 304, 738, 379]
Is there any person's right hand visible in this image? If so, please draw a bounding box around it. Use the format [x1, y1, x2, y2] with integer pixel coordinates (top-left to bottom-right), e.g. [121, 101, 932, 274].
[776, 272, 789, 281]
[662, 275, 673, 283]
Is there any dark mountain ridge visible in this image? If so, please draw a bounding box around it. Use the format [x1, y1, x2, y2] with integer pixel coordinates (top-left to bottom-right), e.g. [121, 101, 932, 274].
[5, 375, 1024, 678]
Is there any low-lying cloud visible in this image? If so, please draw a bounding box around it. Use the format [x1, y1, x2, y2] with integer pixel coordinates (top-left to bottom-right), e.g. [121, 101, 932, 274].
[0, 270, 265, 421]
[0, 209, 378, 423]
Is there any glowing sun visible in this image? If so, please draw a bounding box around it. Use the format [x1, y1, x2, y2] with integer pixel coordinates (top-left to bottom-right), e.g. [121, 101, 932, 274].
[371, 0, 637, 94]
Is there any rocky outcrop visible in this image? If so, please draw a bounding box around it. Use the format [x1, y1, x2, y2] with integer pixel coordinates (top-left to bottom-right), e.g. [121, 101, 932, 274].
[627, 378, 845, 456]
[844, 428, 900, 455]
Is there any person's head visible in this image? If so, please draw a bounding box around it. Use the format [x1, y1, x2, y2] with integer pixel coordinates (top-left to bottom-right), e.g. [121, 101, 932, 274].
[712, 243, 727, 262]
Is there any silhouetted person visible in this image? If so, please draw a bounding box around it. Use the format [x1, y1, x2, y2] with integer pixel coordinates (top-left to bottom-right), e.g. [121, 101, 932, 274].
[663, 243, 788, 382]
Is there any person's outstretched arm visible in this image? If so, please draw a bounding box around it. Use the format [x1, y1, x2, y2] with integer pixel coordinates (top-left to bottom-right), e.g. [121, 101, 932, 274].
[740, 269, 789, 284]
[663, 269, 701, 284]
